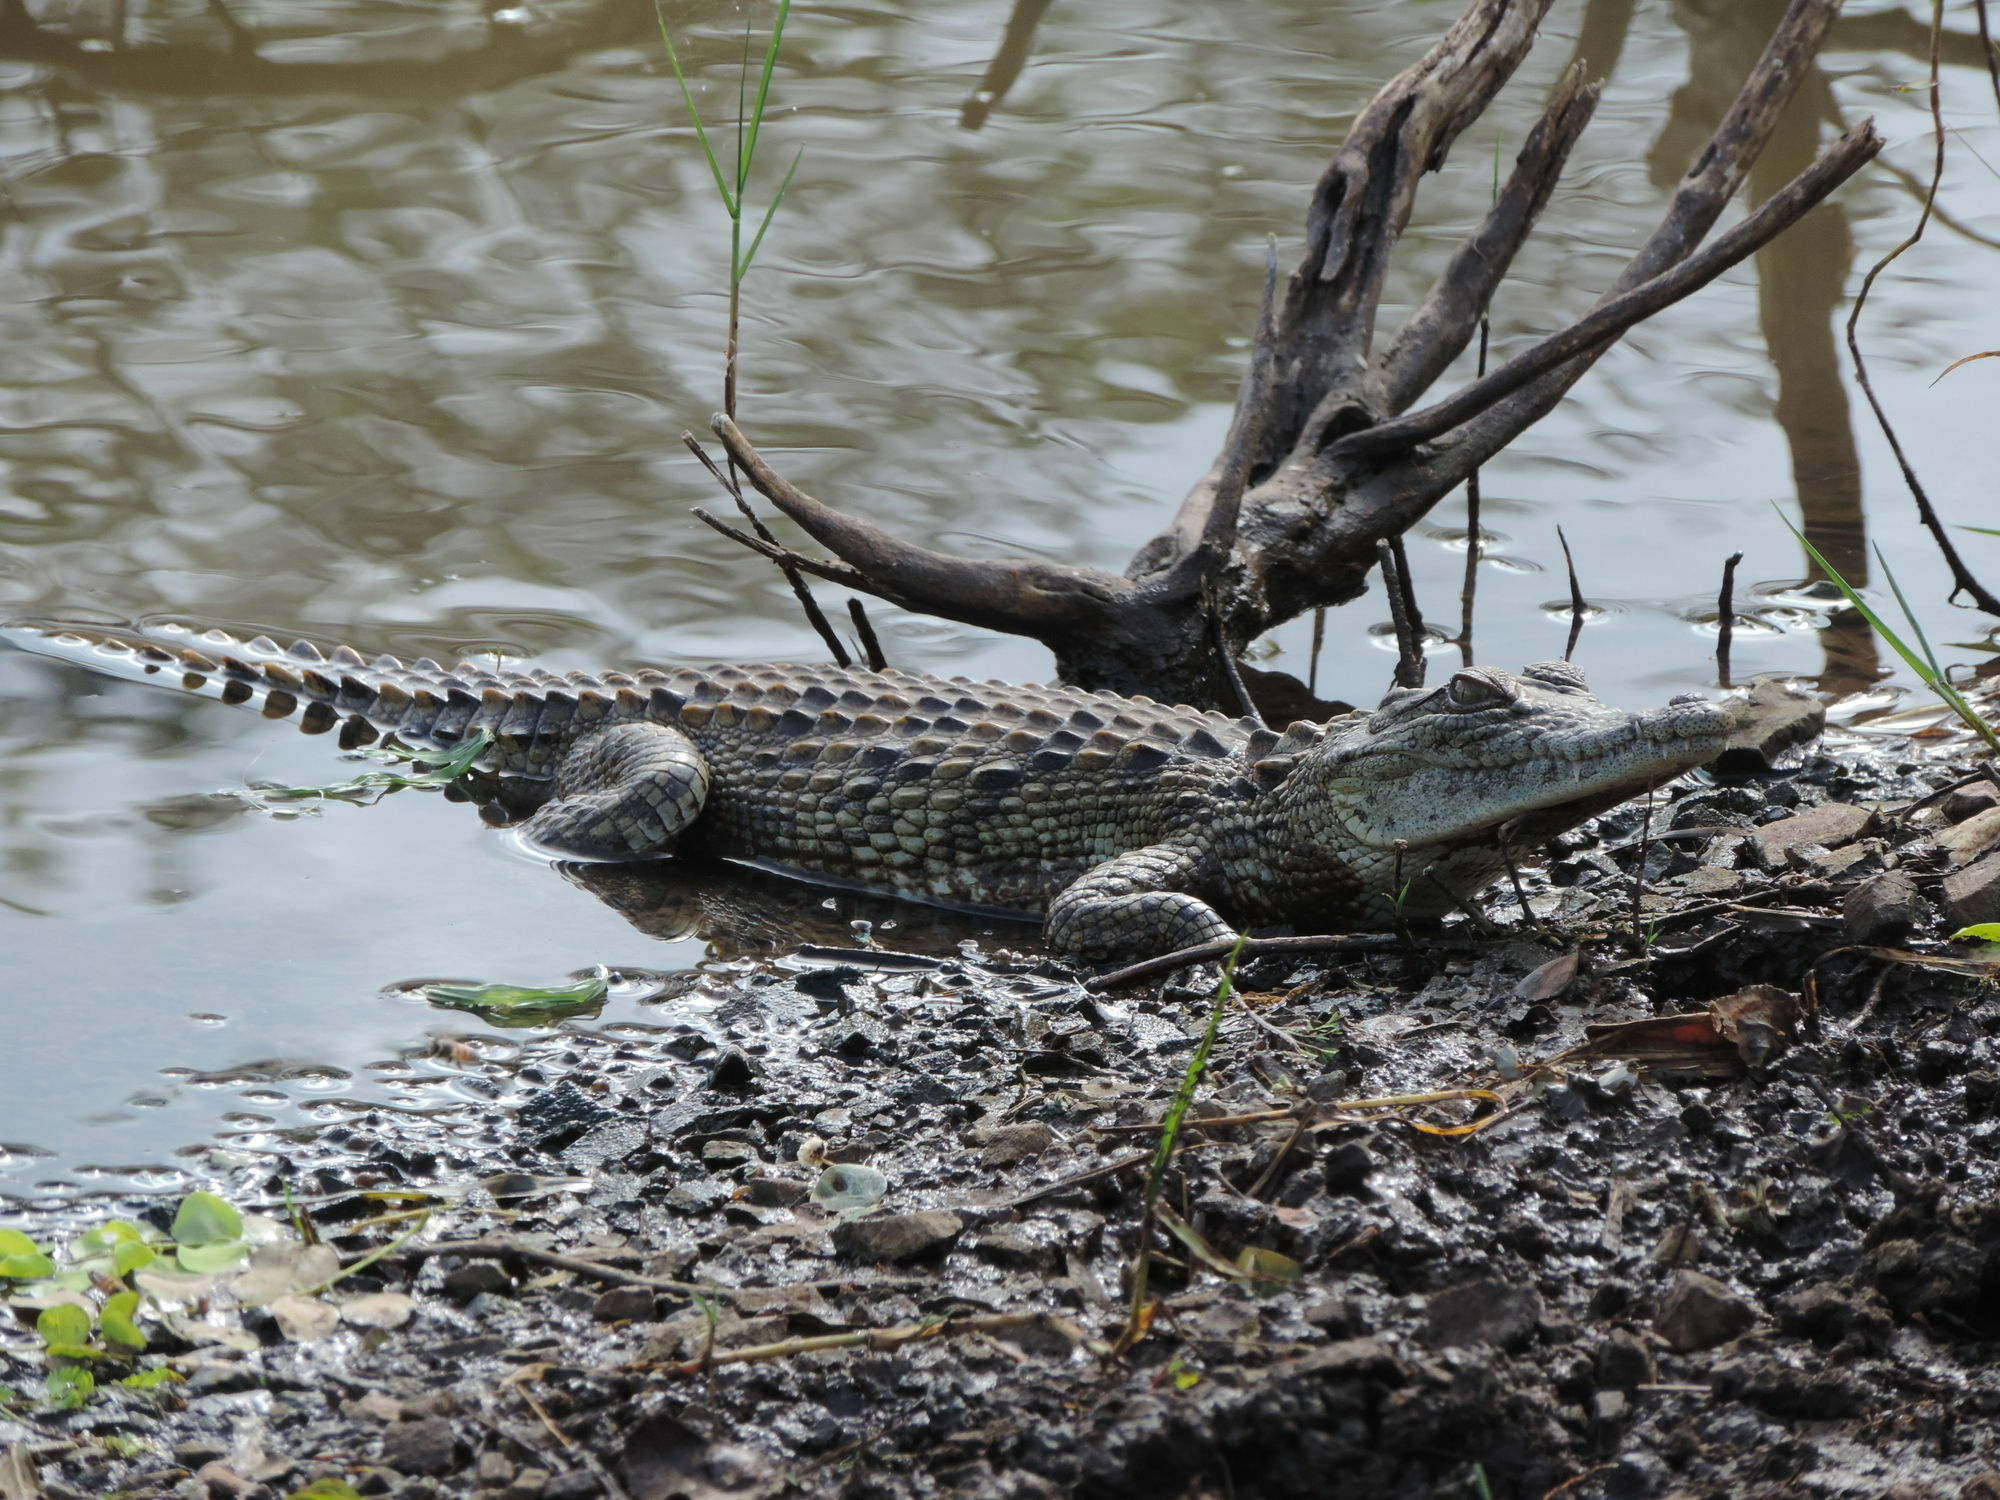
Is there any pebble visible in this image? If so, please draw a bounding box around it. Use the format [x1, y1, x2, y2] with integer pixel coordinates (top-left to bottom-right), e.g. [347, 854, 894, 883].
[1944, 852, 2000, 929]
[1842, 869, 1931, 944]
[1751, 802, 1877, 866]
[829, 1209, 964, 1262]
[380, 1415, 458, 1477]
[1653, 1270, 1758, 1352]
[1422, 1276, 1542, 1350]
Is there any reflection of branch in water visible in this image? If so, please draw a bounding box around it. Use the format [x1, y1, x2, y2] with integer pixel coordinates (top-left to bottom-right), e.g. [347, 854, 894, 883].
[1648, 0, 1882, 695]
[1873, 152, 2000, 252]
[960, 0, 1052, 130]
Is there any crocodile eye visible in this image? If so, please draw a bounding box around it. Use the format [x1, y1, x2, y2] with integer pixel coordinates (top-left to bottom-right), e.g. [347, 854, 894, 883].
[1443, 671, 1508, 709]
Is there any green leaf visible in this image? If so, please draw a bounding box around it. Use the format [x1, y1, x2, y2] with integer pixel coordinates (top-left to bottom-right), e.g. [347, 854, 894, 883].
[738, 145, 804, 281]
[0, 1250, 54, 1279]
[172, 1191, 243, 1246]
[77, 1220, 145, 1258]
[1950, 923, 2000, 945]
[0, 1228, 53, 1280]
[288, 1481, 367, 1500]
[116, 1367, 185, 1389]
[176, 1240, 248, 1274]
[1234, 1245, 1303, 1296]
[420, 969, 609, 1022]
[44, 1366, 94, 1408]
[100, 1291, 146, 1352]
[114, 1241, 157, 1276]
[36, 1303, 92, 1349]
[736, 0, 794, 197]
[654, 0, 738, 217]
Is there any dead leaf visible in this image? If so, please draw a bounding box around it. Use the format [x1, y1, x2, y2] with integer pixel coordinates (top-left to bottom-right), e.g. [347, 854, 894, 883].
[269, 1294, 341, 1342]
[1515, 949, 1581, 1002]
[1556, 1013, 1744, 1078]
[338, 1292, 416, 1330]
[1708, 984, 1802, 1068]
[1932, 348, 2000, 385]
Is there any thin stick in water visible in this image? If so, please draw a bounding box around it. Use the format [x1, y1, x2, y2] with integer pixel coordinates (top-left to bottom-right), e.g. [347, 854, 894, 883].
[1716, 550, 1744, 688]
[847, 597, 887, 671]
[1458, 309, 1492, 668]
[1375, 539, 1427, 690]
[685, 433, 851, 667]
[1556, 525, 1587, 662]
[1842, 0, 2000, 618]
[1308, 607, 1325, 698]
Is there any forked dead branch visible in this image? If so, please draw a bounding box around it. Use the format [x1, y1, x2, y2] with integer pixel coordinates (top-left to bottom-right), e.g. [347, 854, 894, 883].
[702, 0, 1881, 712]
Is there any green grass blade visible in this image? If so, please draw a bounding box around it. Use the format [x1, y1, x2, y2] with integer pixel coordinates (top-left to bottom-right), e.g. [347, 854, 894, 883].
[1778, 509, 1999, 752]
[739, 145, 804, 280]
[738, 0, 793, 196]
[1961, 526, 2000, 538]
[1873, 542, 1946, 684]
[655, 0, 738, 217]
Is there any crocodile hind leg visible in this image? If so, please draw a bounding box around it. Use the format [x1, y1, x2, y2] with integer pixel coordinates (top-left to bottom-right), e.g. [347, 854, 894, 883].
[1044, 843, 1236, 959]
[516, 722, 711, 859]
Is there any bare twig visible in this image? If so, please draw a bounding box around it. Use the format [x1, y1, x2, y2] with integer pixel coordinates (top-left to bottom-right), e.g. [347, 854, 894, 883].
[1339, 122, 1883, 461]
[1083, 932, 1417, 993]
[958, 0, 1053, 130]
[646, 1310, 1094, 1377]
[685, 432, 853, 665]
[1457, 312, 1491, 669]
[1841, 2, 2000, 616]
[1376, 539, 1428, 689]
[384, 1236, 920, 1304]
[1716, 550, 1744, 687]
[1557, 526, 1587, 662]
[847, 597, 887, 671]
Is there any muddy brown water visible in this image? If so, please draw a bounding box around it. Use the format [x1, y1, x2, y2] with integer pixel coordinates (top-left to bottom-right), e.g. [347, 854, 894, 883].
[0, 0, 1996, 1194]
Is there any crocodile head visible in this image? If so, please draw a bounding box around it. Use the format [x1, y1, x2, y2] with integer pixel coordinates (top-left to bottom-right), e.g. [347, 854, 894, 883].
[1275, 661, 1744, 917]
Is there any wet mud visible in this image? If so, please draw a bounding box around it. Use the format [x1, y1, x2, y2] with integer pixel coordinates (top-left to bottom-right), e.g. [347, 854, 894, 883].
[5, 736, 2000, 1500]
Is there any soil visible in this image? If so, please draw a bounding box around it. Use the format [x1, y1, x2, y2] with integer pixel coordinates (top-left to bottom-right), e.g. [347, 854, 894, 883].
[5, 730, 2000, 1500]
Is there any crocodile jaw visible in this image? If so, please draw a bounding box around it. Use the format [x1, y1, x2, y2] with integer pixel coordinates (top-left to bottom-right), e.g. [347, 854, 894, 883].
[1297, 663, 1743, 855]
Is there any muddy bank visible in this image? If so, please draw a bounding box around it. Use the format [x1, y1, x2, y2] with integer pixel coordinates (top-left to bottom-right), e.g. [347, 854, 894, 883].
[5, 736, 2000, 1500]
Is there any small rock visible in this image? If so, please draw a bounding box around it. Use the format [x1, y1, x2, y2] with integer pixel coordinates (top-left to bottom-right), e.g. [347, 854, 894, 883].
[1594, 1328, 1656, 1392]
[194, 1462, 257, 1499]
[443, 1260, 513, 1300]
[517, 1081, 616, 1152]
[475, 1451, 516, 1487]
[974, 1122, 1054, 1167]
[1944, 783, 2000, 823]
[1714, 678, 1824, 772]
[1940, 807, 2000, 867]
[501, 1469, 553, 1500]
[1843, 870, 1932, 945]
[593, 1286, 657, 1323]
[830, 1210, 964, 1263]
[739, 1176, 808, 1207]
[381, 1416, 458, 1477]
[1775, 1281, 1892, 1353]
[348, 1391, 405, 1424]
[707, 1046, 761, 1089]
[543, 1472, 603, 1500]
[1422, 1276, 1542, 1351]
[1961, 1473, 2000, 1500]
[701, 1138, 759, 1169]
[173, 1440, 231, 1467]
[1653, 1270, 1758, 1352]
[1590, 1389, 1629, 1424]
[1321, 1140, 1377, 1194]
[1751, 802, 1876, 866]
[1944, 852, 2000, 929]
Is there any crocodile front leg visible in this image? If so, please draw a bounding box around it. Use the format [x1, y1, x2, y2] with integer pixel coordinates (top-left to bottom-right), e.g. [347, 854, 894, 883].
[517, 722, 710, 859]
[1044, 843, 1236, 959]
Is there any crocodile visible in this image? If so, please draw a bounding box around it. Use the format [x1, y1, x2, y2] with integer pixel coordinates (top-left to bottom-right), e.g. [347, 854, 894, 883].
[2, 619, 1743, 957]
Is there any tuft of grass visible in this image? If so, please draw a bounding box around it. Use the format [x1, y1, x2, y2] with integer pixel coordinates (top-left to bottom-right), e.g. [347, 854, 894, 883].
[655, 0, 803, 420]
[1112, 936, 1248, 1356]
[1777, 509, 1999, 753]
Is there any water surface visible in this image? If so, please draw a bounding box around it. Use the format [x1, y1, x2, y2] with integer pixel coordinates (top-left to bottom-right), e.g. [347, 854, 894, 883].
[1, 0, 1996, 1192]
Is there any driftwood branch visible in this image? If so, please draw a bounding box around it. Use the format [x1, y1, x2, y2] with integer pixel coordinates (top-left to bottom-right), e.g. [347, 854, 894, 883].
[697, 0, 1876, 708]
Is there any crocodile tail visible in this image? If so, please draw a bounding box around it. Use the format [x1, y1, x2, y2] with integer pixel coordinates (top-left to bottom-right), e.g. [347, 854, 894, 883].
[1, 617, 496, 755]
